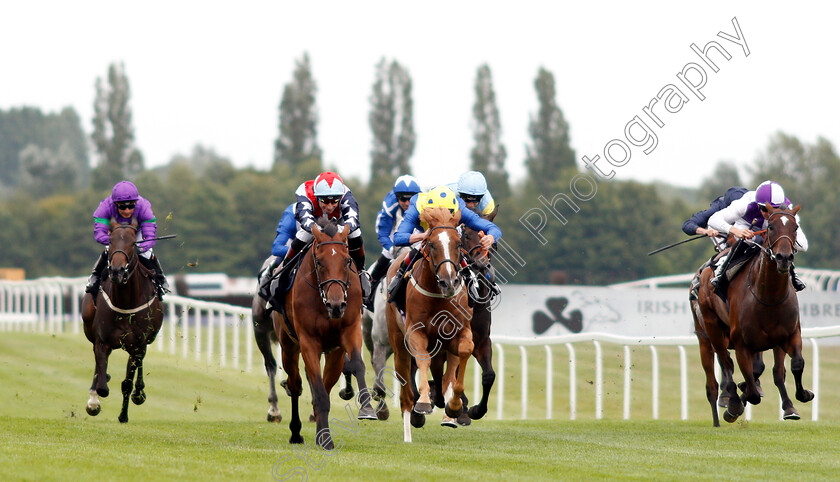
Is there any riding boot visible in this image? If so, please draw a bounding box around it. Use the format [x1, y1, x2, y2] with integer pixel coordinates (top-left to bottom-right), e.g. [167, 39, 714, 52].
[258, 256, 281, 302]
[364, 255, 390, 311]
[388, 250, 416, 303]
[141, 255, 169, 300]
[485, 264, 501, 297]
[85, 250, 108, 294]
[790, 265, 806, 291]
[711, 239, 743, 299]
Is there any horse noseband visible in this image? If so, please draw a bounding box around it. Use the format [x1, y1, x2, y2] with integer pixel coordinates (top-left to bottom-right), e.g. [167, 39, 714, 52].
[312, 241, 351, 307]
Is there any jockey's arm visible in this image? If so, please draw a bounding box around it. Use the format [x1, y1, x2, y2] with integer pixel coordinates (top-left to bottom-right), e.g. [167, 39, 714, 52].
[794, 217, 809, 252]
[271, 205, 297, 257]
[339, 191, 361, 233]
[375, 197, 397, 251]
[459, 205, 502, 246]
[708, 196, 750, 239]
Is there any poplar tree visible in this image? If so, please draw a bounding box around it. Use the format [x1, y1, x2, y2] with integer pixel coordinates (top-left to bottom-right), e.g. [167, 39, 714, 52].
[368, 57, 415, 185]
[525, 67, 576, 193]
[470, 64, 510, 199]
[274, 52, 322, 172]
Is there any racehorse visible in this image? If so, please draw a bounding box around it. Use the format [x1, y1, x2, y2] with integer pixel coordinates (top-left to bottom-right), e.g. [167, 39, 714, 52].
[81, 219, 164, 423]
[274, 218, 376, 449]
[692, 203, 813, 426]
[385, 207, 474, 442]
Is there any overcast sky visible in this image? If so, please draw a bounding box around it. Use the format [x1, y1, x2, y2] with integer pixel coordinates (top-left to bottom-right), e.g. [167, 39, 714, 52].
[3, 1, 838, 191]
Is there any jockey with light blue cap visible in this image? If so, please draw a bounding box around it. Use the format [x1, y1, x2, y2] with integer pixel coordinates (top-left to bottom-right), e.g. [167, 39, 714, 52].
[363, 174, 422, 311]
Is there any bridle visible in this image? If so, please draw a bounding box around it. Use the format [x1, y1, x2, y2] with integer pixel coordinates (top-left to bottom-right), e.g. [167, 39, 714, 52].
[749, 211, 799, 261]
[108, 224, 138, 280]
[307, 240, 352, 306]
[420, 225, 462, 283]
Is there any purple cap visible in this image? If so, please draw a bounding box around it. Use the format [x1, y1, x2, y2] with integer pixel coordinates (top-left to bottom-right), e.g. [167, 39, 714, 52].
[112, 181, 139, 202]
[755, 181, 786, 208]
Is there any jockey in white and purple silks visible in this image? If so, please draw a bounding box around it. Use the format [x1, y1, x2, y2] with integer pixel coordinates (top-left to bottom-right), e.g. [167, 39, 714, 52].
[85, 180, 169, 299]
[707, 180, 808, 295]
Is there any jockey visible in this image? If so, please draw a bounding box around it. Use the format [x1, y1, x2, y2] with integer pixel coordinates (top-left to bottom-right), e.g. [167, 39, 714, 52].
[256, 203, 297, 300]
[274, 171, 370, 299]
[363, 174, 422, 311]
[85, 180, 169, 300]
[684, 186, 747, 301]
[387, 185, 502, 304]
[707, 180, 808, 297]
[447, 170, 497, 216]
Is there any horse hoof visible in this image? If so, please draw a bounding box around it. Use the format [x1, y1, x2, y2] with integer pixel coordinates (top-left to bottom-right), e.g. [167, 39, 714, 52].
[797, 390, 815, 403]
[467, 405, 487, 420]
[722, 409, 739, 424]
[289, 434, 304, 444]
[267, 413, 282, 423]
[131, 391, 146, 405]
[357, 406, 378, 420]
[444, 404, 462, 419]
[440, 416, 458, 428]
[280, 380, 293, 397]
[783, 407, 800, 420]
[309, 413, 316, 423]
[413, 402, 433, 415]
[456, 411, 471, 426]
[97, 387, 109, 398]
[410, 411, 425, 428]
[86, 405, 101, 416]
[717, 395, 730, 408]
[118, 414, 128, 424]
[376, 402, 390, 421]
[338, 387, 354, 401]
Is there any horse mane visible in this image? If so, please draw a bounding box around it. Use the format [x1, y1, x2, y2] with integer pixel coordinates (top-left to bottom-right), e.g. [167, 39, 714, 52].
[420, 207, 461, 227]
[315, 216, 342, 237]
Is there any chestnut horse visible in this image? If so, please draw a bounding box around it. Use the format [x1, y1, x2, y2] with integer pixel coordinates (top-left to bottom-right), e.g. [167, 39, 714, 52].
[693, 203, 813, 426]
[274, 218, 376, 449]
[386, 207, 474, 442]
[82, 219, 164, 423]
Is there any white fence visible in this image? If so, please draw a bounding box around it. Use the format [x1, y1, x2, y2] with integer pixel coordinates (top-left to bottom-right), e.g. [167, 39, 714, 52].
[3, 272, 840, 421]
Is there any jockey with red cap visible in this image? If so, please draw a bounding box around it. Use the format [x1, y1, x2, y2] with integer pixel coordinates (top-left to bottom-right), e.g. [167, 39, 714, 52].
[707, 180, 808, 297]
[262, 172, 370, 307]
[85, 181, 169, 300]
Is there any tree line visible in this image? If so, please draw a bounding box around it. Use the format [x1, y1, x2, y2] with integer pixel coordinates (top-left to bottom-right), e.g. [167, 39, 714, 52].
[1, 54, 838, 284]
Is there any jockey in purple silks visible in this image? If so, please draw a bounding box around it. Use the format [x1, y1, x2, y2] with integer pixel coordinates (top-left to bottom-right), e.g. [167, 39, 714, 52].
[707, 180, 808, 298]
[85, 181, 170, 300]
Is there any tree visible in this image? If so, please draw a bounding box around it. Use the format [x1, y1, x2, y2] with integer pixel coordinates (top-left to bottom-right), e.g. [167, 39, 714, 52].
[17, 143, 79, 196]
[470, 64, 510, 200]
[698, 161, 743, 202]
[368, 57, 415, 188]
[274, 52, 322, 172]
[525, 67, 576, 193]
[91, 62, 143, 189]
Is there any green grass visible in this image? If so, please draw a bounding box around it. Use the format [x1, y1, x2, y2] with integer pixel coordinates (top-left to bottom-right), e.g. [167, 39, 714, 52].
[2, 332, 840, 480]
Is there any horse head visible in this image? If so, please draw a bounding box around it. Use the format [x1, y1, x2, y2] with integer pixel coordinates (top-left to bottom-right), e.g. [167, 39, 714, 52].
[461, 204, 498, 272]
[762, 203, 801, 274]
[107, 218, 139, 286]
[420, 207, 463, 298]
[311, 217, 352, 320]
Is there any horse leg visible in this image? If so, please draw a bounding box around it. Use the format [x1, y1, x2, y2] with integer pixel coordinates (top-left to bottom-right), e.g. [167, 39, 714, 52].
[771, 346, 798, 420]
[338, 354, 355, 401]
[280, 337, 303, 444]
[430, 353, 445, 409]
[786, 331, 814, 405]
[371, 342, 392, 420]
[339, 330, 377, 420]
[300, 343, 333, 451]
[696, 334, 720, 427]
[468, 338, 495, 420]
[716, 349, 743, 423]
[387, 310, 419, 440]
[753, 352, 765, 397]
[92, 340, 111, 398]
[445, 332, 474, 421]
[406, 329, 434, 415]
[439, 351, 462, 428]
[86, 372, 102, 416]
[734, 347, 761, 406]
[255, 327, 282, 423]
[131, 345, 148, 405]
[118, 353, 139, 423]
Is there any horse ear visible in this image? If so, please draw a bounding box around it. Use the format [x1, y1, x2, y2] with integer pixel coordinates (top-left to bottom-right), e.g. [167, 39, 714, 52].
[486, 204, 499, 222]
[792, 204, 801, 215]
[311, 222, 323, 239]
[419, 209, 431, 226]
[131, 216, 139, 228]
[109, 218, 118, 230]
[451, 209, 462, 225]
[762, 202, 775, 218]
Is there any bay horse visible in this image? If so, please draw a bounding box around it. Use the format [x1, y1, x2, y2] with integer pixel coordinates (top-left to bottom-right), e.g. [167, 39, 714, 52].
[274, 218, 376, 449]
[385, 207, 474, 442]
[81, 219, 164, 423]
[692, 203, 813, 426]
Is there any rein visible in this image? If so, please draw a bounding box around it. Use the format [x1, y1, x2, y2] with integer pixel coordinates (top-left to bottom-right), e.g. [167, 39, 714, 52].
[306, 240, 352, 306]
[744, 211, 798, 306]
[108, 224, 139, 282]
[413, 225, 462, 298]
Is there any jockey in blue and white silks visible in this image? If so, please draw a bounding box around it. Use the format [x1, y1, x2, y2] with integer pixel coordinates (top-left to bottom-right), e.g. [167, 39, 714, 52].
[363, 175, 422, 311]
[708, 180, 808, 294]
[447, 171, 497, 217]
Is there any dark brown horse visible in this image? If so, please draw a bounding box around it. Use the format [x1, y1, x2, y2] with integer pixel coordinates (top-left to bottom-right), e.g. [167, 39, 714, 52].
[386, 207, 474, 441]
[693, 203, 813, 426]
[274, 218, 376, 449]
[82, 219, 164, 423]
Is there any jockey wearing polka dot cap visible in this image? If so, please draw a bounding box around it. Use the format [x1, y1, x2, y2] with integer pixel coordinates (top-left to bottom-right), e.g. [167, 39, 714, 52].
[708, 180, 808, 296]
